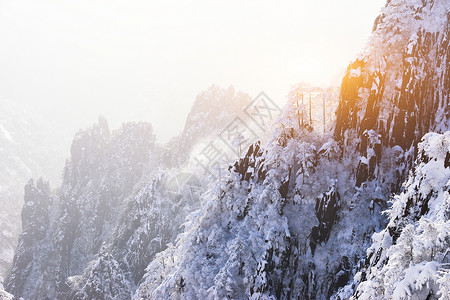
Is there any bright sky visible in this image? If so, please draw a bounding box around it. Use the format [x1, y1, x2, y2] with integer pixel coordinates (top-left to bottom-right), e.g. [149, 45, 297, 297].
[0, 0, 385, 142]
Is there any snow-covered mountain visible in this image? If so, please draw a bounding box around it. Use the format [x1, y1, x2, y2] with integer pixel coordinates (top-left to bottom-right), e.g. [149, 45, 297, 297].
[133, 0, 449, 299]
[0, 99, 69, 277]
[4, 86, 256, 299]
[6, 118, 156, 298]
[133, 106, 377, 299]
[163, 84, 254, 169]
[4, 0, 449, 299]
[0, 276, 13, 300]
[335, 0, 449, 191]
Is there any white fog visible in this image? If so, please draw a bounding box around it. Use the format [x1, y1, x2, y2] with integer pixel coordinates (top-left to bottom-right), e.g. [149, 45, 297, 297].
[0, 0, 383, 142]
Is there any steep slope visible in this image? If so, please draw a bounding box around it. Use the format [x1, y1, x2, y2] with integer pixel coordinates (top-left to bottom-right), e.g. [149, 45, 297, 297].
[0, 276, 13, 300]
[350, 132, 450, 299]
[63, 169, 203, 299]
[335, 0, 449, 190]
[135, 1, 449, 299]
[5, 0, 449, 297]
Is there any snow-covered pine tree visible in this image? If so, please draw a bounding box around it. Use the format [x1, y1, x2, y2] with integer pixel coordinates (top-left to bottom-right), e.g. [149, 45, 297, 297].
[66, 244, 132, 300]
[351, 132, 450, 300]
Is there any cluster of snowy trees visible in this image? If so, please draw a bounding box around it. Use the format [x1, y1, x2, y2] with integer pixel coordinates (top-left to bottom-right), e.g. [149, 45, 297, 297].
[133, 96, 375, 298]
[286, 83, 339, 134]
[0, 276, 13, 300]
[350, 132, 450, 299]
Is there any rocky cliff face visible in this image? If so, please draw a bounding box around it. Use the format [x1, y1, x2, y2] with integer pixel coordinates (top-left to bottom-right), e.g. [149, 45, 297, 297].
[134, 1, 449, 299]
[62, 168, 203, 299]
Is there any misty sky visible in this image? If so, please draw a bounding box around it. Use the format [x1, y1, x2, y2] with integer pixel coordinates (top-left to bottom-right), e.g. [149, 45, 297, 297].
[0, 0, 385, 142]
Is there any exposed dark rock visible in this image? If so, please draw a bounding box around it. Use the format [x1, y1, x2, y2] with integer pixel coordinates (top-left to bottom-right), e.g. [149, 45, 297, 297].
[355, 162, 369, 188]
[310, 186, 340, 253]
[445, 151, 450, 168]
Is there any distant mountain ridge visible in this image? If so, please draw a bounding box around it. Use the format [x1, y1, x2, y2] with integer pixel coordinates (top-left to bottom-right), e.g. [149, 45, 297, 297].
[5, 86, 257, 299]
[0, 98, 69, 277]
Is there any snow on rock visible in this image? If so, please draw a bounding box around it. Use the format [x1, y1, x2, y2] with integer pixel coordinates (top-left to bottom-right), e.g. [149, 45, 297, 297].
[135, 1, 450, 298]
[0, 99, 69, 277]
[351, 131, 450, 299]
[133, 97, 381, 298]
[4, 0, 450, 298]
[335, 0, 450, 191]
[0, 276, 13, 300]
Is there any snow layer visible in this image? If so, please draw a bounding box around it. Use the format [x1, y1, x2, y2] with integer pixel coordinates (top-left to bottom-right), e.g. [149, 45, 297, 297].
[352, 132, 450, 299]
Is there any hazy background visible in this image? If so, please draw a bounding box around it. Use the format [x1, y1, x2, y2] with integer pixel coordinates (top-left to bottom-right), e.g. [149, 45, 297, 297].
[0, 0, 385, 143]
